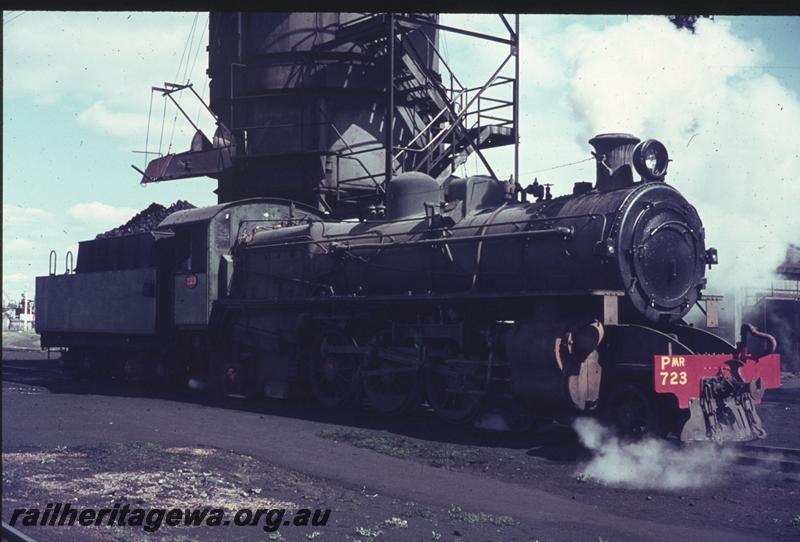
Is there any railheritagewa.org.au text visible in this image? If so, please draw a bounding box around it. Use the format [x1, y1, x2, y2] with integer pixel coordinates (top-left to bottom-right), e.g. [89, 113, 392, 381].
[9, 502, 331, 533]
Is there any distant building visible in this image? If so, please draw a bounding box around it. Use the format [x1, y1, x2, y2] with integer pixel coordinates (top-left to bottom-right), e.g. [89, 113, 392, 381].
[688, 244, 799, 373]
[776, 244, 800, 281]
[742, 245, 800, 372]
[7, 293, 35, 332]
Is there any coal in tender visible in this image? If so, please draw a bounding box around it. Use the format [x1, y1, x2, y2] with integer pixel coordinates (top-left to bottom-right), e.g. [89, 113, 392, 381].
[96, 200, 195, 238]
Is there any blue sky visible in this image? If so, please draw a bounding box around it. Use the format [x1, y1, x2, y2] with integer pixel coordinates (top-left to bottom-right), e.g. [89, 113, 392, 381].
[3, 13, 799, 299]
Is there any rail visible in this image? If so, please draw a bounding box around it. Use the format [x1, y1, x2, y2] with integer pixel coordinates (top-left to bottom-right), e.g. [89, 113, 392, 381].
[732, 444, 800, 475]
[1, 522, 38, 542]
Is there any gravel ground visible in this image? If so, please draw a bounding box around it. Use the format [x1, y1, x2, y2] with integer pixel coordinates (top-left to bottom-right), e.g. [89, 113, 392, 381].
[3, 441, 536, 542]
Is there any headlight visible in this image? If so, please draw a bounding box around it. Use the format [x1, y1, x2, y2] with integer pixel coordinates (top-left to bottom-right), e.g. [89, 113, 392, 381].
[633, 139, 669, 181]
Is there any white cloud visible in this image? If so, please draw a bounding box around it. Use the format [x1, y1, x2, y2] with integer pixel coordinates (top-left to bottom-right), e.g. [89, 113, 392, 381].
[4, 12, 215, 149]
[2, 205, 52, 225]
[76, 100, 208, 147]
[4, 12, 207, 108]
[66, 202, 137, 226]
[510, 16, 800, 291]
[5, 272, 28, 282]
[4, 239, 40, 253]
[78, 101, 150, 139]
[561, 17, 762, 143]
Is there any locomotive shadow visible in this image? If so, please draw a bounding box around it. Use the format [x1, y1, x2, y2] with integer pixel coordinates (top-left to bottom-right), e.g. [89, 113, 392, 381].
[2, 352, 588, 459]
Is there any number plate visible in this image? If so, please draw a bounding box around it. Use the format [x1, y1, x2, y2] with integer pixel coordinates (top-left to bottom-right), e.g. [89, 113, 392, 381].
[653, 353, 781, 409]
[185, 273, 198, 289]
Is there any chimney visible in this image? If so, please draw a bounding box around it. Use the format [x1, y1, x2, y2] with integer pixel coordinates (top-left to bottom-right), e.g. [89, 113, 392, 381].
[588, 133, 640, 191]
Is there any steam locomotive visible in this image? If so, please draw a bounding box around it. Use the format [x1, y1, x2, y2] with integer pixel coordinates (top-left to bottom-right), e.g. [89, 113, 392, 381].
[36, 133, 781, 442]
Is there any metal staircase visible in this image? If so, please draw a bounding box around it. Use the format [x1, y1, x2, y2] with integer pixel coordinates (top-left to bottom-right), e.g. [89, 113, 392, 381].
[320, 13, 519, 202]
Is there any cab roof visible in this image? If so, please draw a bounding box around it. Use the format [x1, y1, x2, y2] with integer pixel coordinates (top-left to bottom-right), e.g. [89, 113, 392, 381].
[157, 198, 324, 229]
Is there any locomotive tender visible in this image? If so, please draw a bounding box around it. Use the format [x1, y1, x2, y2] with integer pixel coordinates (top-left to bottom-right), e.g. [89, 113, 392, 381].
[36, 133, 781, 442]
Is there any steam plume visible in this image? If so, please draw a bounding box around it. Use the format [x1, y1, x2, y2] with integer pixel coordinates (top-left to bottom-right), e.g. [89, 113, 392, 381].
[559, 16, 800, 291]
[574, 418, 733, 489]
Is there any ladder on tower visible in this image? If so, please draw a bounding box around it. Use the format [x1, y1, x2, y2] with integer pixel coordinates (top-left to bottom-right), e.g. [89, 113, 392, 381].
[317, 12, 518, 205]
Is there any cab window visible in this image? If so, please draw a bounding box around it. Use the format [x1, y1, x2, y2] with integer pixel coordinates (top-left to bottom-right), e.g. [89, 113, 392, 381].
[174, 226, 207, 273]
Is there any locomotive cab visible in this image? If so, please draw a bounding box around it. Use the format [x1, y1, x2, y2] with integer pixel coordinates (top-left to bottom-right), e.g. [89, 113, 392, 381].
[158, 206, 219, 329]
[156, 198, 324, 328]
[170, 223, 210, 327]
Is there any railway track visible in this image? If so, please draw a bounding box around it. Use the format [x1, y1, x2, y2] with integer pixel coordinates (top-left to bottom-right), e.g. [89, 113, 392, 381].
[732, 444, 800, 475]
[2, 521, 38, 542]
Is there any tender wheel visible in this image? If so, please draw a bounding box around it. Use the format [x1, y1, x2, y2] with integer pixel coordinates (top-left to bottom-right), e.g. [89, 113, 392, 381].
[308, 331, 361, 408]
[362, 336, 423, 415]
[425, 354, 484, 424]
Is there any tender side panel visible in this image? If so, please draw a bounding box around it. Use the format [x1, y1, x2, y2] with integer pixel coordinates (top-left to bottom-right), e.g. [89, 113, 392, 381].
[35, 268, 159, 334]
